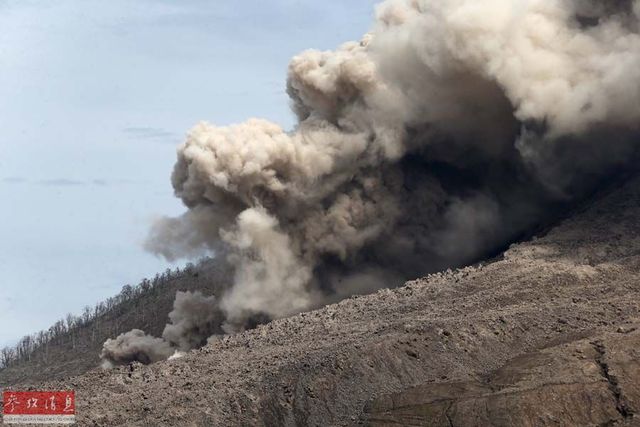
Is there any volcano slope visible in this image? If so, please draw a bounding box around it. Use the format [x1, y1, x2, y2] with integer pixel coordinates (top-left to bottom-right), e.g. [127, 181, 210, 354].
[37, 175, 640, 426]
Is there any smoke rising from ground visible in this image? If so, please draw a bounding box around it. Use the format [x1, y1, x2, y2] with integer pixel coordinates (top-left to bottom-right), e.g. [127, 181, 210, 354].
[100, 291, 223, 367]
[162, 290, 223, 351]
[100, 330, 174, 368]
[103, 0, 640, 365]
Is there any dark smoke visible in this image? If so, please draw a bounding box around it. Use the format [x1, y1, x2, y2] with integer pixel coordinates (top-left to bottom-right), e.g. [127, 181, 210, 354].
[102, 0, 640, 366]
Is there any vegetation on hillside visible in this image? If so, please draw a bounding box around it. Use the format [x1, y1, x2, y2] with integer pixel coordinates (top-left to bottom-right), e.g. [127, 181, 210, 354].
[0, 257, 230, 386]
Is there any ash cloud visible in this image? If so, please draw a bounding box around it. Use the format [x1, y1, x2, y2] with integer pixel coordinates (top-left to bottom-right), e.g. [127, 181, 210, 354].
[104, 0, 640, 365]
[100, 291, 223, 367]
[162, 290, 224, 351]
[100, 329, 173, 368]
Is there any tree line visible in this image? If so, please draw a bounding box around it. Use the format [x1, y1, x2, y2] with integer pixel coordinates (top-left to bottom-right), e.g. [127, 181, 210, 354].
[0, 262, 200, 370]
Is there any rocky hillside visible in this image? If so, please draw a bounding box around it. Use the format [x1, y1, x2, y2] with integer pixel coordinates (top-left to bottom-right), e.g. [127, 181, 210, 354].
[22, 174, 640, 425]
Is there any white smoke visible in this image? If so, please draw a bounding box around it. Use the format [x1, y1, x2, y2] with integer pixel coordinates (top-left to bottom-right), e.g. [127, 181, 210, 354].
[105, 0, 640, 365]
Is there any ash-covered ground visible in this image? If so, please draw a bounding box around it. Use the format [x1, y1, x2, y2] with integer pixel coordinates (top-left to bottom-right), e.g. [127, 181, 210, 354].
[34, 165, 640, 426]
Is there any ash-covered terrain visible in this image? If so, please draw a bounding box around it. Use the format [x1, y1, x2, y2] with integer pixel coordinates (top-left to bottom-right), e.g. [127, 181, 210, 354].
[32, 164, 640, 426]
[2, 0, 640, 425]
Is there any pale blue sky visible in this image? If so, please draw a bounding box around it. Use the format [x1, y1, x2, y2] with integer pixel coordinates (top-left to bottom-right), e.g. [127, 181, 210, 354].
[0, 0, 378, 347]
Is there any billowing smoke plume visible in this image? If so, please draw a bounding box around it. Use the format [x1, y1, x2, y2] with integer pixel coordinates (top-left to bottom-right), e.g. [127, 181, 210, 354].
[104, 0, 640, 365]
[100, 291, 223, 367]
[100, 330, 173, 368]
[162, 290, 223, 351]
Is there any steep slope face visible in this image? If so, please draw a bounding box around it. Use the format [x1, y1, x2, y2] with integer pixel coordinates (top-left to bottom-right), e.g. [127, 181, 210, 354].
[33, 175, 640, 426]
[365, 330, 640, 426]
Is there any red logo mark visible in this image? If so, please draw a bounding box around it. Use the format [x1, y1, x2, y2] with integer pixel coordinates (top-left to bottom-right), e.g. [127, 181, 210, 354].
[2, 390, 75, 421]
